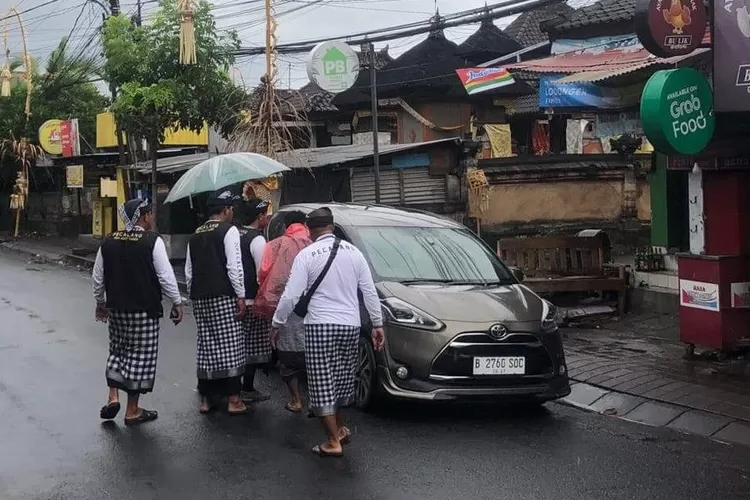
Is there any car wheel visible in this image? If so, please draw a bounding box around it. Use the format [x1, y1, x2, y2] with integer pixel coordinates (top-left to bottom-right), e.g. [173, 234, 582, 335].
[355, 335, 378, 410]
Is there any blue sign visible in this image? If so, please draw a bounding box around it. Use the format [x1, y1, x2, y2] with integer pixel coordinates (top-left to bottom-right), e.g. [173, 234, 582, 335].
[392, 153, 430, 169]
[539, 76, 642, 110]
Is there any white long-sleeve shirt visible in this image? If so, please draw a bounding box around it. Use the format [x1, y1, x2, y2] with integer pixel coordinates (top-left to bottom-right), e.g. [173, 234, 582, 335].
[272, 234, 383, 329]
[185, 224, 245, 298]
[92, 228, 182, 305]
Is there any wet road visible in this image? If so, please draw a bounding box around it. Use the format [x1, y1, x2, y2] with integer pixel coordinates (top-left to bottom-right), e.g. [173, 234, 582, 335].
[1, 249, 749, 500]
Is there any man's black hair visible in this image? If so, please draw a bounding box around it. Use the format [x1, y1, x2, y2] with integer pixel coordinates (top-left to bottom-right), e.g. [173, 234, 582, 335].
[285, 210, 306, 226]
[207, 204, 228, 217]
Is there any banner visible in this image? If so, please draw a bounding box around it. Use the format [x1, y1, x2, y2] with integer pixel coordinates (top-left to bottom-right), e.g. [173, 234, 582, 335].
[456, 68, 514, 95]
[713, 0, 750, 112]
[551, 34, 642, 55]
[60, 118, 80, 157]
[539, 76, 643, 109]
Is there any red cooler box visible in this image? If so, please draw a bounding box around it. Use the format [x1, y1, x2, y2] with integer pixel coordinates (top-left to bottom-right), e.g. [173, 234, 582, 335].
[677, 254, 750, 350]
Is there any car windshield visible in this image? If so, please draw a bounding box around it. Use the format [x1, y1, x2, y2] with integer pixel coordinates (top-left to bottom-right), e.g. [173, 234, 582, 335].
[356, 226, 514, 284]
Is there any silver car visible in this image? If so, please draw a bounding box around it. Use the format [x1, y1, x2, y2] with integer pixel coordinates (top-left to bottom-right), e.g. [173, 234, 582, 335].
[268, 203, 571, 408]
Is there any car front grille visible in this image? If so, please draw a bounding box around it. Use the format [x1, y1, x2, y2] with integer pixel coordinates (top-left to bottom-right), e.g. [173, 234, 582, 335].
[429, 332, 555, 385]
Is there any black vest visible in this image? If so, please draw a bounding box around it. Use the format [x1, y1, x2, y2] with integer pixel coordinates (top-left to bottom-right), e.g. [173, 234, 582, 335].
[100, 230, 163, 317]
[189, 219, 235, 300]
[239, 227, 263, 300]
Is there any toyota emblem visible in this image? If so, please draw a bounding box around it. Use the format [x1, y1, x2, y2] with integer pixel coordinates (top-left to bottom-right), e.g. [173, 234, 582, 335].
[489, 324, 508, 340]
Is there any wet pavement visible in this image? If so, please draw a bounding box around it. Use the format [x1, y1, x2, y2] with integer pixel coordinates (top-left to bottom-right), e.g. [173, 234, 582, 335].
[2, 248, 750, 500]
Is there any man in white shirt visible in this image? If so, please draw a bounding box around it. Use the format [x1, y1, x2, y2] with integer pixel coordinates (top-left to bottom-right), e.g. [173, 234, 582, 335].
[185, 190, 248, 415]
[237, 197, 271, 402]
[92, 199, 183, 426]
[271, 207, 384, 458]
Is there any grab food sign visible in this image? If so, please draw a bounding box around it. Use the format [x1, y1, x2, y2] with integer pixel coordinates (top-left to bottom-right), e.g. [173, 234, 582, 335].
[640, 68, 715, 155]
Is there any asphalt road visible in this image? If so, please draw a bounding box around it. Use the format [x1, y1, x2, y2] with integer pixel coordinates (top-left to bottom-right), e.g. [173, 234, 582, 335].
[1, 249, 749, 500]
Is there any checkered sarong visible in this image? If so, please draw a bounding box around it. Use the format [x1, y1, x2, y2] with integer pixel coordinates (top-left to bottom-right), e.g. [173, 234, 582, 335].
[194, 297, 245, 380]
[305, 324, 360, 417]
[106, 310, 160, 393]
[242, 312, 271, 365]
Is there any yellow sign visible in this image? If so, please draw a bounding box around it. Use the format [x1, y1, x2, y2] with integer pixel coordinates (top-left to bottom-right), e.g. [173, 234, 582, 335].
[66, 165, 84, 188]
[100, 178, 118, 198]
[92, 199, 104, 236]
[38, 119, 64, 155]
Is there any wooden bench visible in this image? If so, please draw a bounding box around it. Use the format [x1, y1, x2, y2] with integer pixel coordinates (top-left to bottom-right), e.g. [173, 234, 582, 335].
[497, 235, 627, 315]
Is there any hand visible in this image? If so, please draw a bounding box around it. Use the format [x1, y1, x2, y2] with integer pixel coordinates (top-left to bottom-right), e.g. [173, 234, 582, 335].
[236, 298, 247, 319]
[371, 327, 385, 351]
[170, 303, 184, 325]
[95, 303, 109, 323]
[269, 327, 280, 349]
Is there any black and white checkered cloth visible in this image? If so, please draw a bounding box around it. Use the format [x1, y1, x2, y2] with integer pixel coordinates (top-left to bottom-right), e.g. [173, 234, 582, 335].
[194, 296, 245, 380]
[242, 312, 271, 365]
[304, 324, 360, 417]
[106, 310, 160, 394]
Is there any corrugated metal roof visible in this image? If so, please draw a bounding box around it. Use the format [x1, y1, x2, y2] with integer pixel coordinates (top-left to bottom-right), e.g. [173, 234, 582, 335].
[507, 46, 709, 80]
[134, 153, 211, 175]
[277, 138, 463, 170]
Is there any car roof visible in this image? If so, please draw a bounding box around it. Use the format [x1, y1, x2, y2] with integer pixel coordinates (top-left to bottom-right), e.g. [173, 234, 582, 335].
[276, 203, 465, 229]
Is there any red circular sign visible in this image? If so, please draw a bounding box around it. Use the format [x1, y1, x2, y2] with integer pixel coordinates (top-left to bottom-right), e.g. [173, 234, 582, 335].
[635, 0, 707, 57]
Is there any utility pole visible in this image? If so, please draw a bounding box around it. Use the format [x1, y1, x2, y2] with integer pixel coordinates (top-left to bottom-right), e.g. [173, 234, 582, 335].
[136, 0, 142, 26]
[368, 42, 381, 204]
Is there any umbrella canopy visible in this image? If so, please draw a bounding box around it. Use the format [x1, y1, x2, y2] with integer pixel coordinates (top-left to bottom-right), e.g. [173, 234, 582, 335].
[164, 152, 290, 204]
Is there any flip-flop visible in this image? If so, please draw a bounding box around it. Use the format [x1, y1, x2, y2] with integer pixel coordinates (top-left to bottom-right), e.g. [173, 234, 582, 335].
[124, 409, 158, 426]
[285, 402, 303, 413]
[227, 406, 249, 416]
[339, 427, 352, 445]
[311, 444, 343, 458]
[199, 405, 215, 415]
[100, 402, 121, 420]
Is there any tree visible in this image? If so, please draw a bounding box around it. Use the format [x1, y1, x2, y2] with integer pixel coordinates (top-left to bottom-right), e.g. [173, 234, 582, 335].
[0, 37, 106, 186]
[101, 0, 246, 223]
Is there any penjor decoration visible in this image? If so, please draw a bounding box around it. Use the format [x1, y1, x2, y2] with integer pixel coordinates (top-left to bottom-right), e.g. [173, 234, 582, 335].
[178, 0, 196, 65]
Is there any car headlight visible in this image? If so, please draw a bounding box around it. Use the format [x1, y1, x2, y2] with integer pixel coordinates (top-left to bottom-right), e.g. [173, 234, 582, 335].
[541, 299, 560, 331]
[381, 297, 444, 331]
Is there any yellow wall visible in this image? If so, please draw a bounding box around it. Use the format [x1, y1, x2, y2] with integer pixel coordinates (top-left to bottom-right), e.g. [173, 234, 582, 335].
[483, 179, 651, 225]
[96, 112, 209, 148]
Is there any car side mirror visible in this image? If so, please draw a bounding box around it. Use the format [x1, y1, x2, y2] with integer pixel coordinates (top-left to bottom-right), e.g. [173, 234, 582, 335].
[511, 267, 525, 282]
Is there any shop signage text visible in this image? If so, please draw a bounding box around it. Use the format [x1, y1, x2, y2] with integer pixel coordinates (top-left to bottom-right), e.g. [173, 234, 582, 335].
[680, 279, 720, 312]
[306, 41, 359, 94]
[635, 0, 706, 57]
[640, 68, 714, 155]
[539, 76, 643, 109]
[713, 0, 750, 112]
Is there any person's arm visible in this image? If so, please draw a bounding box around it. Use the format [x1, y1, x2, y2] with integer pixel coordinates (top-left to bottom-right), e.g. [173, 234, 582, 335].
[250, 235, 267, 284]
[152, 237, 182, 305]
[271, 252, 307, 327]
[92, 248, 105, 304]
[357, 252, 383, 328]
[224, 226, 245, 298]
[184, 244, 193, 297]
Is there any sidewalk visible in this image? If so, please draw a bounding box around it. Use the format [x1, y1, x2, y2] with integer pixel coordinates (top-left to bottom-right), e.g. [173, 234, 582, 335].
[0, 235, 97, 268]
[562, 313, 750, 446]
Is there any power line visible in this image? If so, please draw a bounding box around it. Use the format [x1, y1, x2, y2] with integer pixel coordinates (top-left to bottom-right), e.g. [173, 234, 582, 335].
[234, 0, 560, 56]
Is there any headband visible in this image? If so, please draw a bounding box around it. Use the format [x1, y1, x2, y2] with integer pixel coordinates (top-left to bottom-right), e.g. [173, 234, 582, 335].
[118, 199, 150, 232]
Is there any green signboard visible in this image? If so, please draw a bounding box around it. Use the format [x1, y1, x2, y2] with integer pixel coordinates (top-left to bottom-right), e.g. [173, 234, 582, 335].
[640, 68, 715, 155]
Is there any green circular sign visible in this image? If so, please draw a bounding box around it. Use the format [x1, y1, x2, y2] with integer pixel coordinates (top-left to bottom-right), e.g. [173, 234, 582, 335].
[640, 68, 715, 155]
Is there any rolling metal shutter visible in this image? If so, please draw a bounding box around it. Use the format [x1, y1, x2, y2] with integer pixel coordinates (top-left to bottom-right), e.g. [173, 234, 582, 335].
[350, 167, 446, 205]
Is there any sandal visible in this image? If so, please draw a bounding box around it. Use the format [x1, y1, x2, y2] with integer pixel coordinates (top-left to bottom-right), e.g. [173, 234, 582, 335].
[100, 402, 121, 420]
[124, 409, 158, 426]
[227, 404, 249, 416]
[285, 402, 303, 413]
[339, 427, 352, 445]
[199, 404, 215, 415]
[311, 444, 343, 458]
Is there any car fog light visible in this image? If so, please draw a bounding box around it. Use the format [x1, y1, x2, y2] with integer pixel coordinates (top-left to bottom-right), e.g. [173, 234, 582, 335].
[396, 367, 409, 379]
[559, 364, 567, 375]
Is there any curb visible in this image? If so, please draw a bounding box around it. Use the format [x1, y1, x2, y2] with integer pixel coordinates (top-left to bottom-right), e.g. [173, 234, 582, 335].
[560, 381, 750, 447]
[0, 241, 95, 271]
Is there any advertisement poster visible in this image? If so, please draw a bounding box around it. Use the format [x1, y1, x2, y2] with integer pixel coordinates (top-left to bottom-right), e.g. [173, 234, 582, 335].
[680, 279, 720, 312]
[730, 282, 750, 308]
[66, 165, 84, 189]
[60, 119, 80, 157]
[539, 76, 643, 109]
[455, 68, 515, 95]
[551, 34, 642, 55]
[713, 0, 750, 111]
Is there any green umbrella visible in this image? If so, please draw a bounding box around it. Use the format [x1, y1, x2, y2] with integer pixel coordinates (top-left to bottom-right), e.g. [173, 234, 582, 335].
[163, 152, 290, 204]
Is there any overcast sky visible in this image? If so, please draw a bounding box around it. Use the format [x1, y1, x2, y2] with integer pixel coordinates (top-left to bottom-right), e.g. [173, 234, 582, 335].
[0, 0, 543, 90]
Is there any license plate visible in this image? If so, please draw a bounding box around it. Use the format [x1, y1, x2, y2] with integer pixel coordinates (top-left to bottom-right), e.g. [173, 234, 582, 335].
[473, 356, 525, 375]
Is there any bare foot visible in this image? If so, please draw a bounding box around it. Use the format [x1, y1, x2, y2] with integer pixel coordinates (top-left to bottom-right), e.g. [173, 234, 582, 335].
[338, 426, 352, 444]
[227, 396, 248, 415]
[199, 398, 214, 414]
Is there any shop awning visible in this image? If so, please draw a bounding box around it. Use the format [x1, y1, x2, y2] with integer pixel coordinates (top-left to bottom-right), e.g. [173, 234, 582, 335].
[507, 46, 710, 84]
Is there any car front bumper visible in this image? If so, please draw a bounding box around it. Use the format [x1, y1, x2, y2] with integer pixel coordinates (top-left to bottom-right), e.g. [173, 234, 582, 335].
[377, 365, 571, 402]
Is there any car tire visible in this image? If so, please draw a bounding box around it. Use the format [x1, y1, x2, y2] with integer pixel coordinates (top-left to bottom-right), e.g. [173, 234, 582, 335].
[355, 335, 379, 411]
